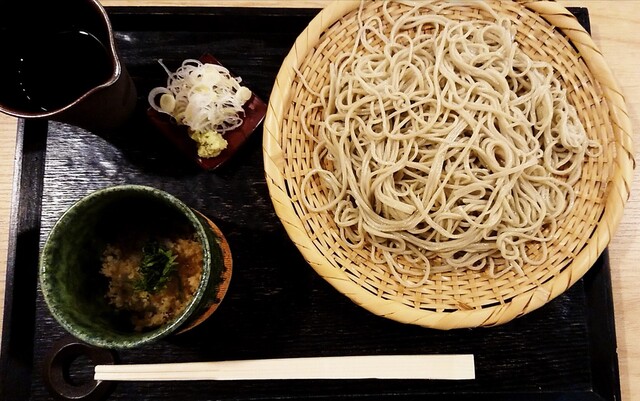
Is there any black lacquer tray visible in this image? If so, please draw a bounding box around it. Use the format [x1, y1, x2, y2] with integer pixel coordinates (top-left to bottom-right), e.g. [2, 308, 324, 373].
[0, 7, 621, 401]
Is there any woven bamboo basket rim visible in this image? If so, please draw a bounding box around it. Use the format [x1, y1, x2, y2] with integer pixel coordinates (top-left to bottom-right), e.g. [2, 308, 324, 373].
[263, 0, 634, 329]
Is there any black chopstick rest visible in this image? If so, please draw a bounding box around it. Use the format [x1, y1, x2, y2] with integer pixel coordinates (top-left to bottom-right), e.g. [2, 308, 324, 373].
[43, 336, 118, 401]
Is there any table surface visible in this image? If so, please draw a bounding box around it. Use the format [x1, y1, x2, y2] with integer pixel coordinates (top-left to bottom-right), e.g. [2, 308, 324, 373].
[0, 1, 638, 400]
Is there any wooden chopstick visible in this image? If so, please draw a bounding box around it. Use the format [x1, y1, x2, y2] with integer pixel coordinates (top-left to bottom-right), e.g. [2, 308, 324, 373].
[95, 354, 475, 381]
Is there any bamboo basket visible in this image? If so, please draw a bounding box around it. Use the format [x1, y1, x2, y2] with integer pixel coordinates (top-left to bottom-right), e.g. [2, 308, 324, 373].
[263, 0, 634, 329]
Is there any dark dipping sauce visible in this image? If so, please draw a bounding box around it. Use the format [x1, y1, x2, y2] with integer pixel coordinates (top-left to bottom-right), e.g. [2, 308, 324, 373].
[3, 30, 112, 112]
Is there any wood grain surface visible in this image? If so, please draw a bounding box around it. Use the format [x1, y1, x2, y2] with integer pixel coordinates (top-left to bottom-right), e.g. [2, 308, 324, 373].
[0, 1, 638, 400]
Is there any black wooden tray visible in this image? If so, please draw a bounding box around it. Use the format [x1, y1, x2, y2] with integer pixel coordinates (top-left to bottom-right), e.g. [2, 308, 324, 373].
[0, 6, 621, 401]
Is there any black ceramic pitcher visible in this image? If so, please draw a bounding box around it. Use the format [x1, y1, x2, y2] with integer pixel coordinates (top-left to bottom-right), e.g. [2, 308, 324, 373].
[0, 0, 136, 132]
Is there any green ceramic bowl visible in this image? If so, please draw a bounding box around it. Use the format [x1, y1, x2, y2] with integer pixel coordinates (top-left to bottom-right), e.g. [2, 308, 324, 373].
[39, 185, 231, 349]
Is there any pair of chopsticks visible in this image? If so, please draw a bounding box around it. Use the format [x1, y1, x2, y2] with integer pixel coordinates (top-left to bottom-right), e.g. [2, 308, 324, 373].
[95, 354, 475, 381]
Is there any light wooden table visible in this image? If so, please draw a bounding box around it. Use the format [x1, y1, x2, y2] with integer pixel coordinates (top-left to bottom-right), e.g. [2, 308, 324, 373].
[1, 1, 638, 399]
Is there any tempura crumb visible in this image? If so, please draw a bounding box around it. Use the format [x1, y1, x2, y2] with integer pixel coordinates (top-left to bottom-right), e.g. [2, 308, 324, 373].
[100, 237, 203, 331]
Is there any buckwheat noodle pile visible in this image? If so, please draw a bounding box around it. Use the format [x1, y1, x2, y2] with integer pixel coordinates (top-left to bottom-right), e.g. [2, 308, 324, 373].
[299, 0, 599, 287]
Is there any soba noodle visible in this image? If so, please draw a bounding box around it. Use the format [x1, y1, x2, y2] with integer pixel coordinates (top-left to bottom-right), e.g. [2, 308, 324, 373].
[299, 0, 599, 287]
